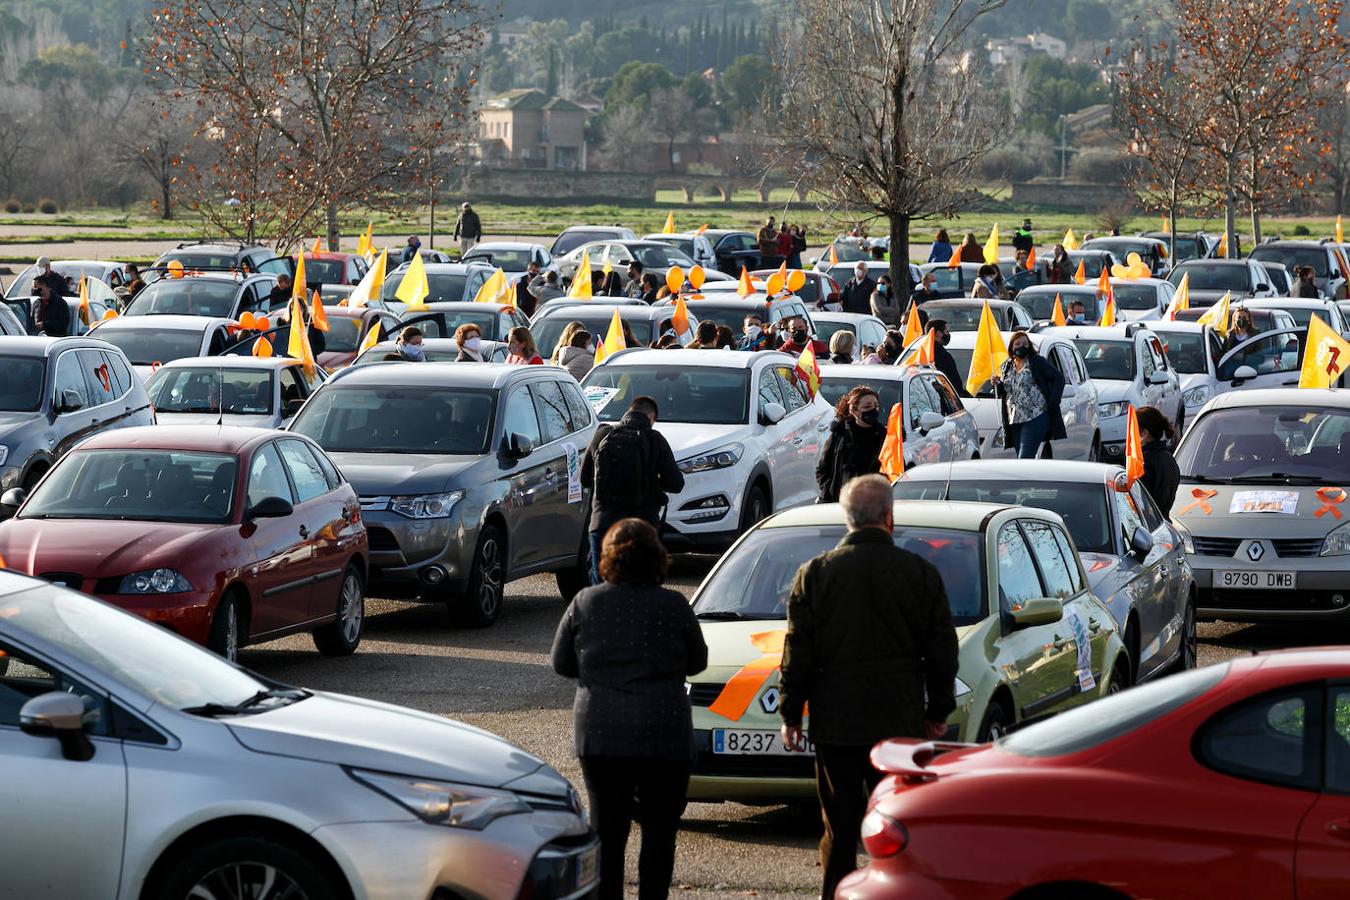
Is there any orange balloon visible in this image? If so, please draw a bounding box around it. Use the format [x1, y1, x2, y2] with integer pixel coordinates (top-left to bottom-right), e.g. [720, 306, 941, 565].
[255, 316, 270, 331]
[167, 260, 185, 279]
[786, 270, 806, 292]
[688, 265, 705, 289]
[665, 266, 685, 295]
[239, 311, 256, 329]
[765, 273, 784, 296]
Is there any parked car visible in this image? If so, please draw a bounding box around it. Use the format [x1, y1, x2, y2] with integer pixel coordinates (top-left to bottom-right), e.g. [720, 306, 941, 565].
[841, 652, 1348, 900]
[643, 232, 717, 269]
[548, 225, 636, 258]
[895, 459, 1197, 685]
[685, 499, 1127, 802]
[1065, 249, 1121, 281]
[1108, 277, 1177, 322]
[920, 298, 1032, 331]
[810, 237, 873, 269]
[702, 229, 762, 274]
[810, 311, 890, 354]
[150, 242, 293, 279]
[352, 339, 509, 366]
[461, 242, 556, 283]
[915, 262, 985, 299]
[1249, 239, 1348, 299]
[1242, 297, 1350, 335]
[289, 363, 596, 625]
[0, 573, 596, 898]
[1167, 258, 1279, 307]
[818, 364, 980, 465]
[300, 251, 368, 290]
[1140, 229, 1218, 261]
[1174, 305, 1296, 332]
[581, 349, 832, 549]
[1213, 327, 1316, 393]
[0, 336, 153, 493]
[751, 269, 842, 310]
[3, 260, 130, 301]
[121, 272, 281, 320]
[1148, 319, 1226, 424]
[1018, 283, 1105, 324]
[532, 303, 689, 358]
[89, 315, 238, 381]
[1083, 236, 1171, 275]
[1260, 260, 1295, 296]
[378, 262, 496, 314]
[5, 279, 117, 336]
[316, 306, 397, 369]
[145, 358, 325, 429]
[555, 240, 697, 284]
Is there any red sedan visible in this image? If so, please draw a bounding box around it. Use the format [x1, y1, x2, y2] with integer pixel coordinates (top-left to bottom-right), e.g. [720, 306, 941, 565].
[0, 426, 367, 662]
[841, 650, 1350, 900]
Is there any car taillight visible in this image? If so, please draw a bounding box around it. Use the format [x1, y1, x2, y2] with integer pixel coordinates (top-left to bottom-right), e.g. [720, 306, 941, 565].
[860, 809, 908, 858]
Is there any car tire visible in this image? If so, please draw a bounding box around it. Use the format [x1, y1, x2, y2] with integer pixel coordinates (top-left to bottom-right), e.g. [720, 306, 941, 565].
[20, 464, 46, 493]
[555, 529, 591, 603]
[153, 834, 342, 900]
[1087, 435, 1101, 462]
[976, 700, 1011, 743]
[312, 565, 364, 656]
[1107, 657, 1131, 695]
[739, 482, 770, 533]
[450, 525, 505, 628]
[207, 590, 245, 662]
[1168, 598, 1198, 674]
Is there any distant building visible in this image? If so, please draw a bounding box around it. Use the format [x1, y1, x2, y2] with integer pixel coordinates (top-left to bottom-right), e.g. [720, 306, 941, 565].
[494, 18, 531, 50]
[986, 32, 1067, 67]
[476, 89, 588, 171]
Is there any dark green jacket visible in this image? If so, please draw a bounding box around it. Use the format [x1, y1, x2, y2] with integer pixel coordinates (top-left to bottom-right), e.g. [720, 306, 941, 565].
[779, 529, 959, 746]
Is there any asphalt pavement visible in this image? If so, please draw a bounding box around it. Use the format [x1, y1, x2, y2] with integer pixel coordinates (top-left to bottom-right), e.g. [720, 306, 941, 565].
[237, 555, 1350, 899]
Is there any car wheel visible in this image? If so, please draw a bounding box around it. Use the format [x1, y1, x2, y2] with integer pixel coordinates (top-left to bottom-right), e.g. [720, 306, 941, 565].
[739, 482, 770, 532]
[555, 530, 591, 603]
[207, 591, 245, 662]
[1087, 435, 1101, 462]
[1169, 598, 1198, 673]
[451, 525, 504, 628]
[20, 464, 46, 493]
[1107, 658, 1131, 695]
[312, 565, 364, 656]
[976, 700, 1010, 743]
[153, 834, 341, 900]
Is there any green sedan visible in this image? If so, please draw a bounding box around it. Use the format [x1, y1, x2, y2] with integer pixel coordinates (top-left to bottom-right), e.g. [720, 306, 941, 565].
[686, 500, 1129, 803]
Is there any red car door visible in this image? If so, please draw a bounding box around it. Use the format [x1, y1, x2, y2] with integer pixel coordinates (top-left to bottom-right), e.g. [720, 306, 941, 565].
[275, 438, 351, 620]
[1295, 683, 1350, 899]
[241, 441, 315, 633]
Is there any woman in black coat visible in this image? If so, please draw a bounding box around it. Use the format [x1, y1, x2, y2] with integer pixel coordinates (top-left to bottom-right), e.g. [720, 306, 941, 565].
[551, 518, 708, 900]
[992, 330, 1066, 459]
[1137, 405, 1181, 513]
[816, 386, 886, 502]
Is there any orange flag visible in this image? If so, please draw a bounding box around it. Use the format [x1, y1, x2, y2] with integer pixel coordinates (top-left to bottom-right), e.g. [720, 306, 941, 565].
[901, 299, 924, 347]
[904, 328, 936, 366]
[794, 342, 821, 398]
[737, 265, 754, 298]
[1073, 259, 1086, 284]
[310, 290, 329, 332]
[828, 243, 839, 265]
[1097, 269, 1115, 325]
[878, 403, 905, 481]
[671, 294, 693, 344]
[1051, 293, 1066, 326]
[252, 336, 273, 358]
[1099, 294, 1117, 327]
[945, 248, 960, 268]
[1025, 247, 1037, 271]
[1125, 405, 1144, 485]
[311, 235, 322, 254]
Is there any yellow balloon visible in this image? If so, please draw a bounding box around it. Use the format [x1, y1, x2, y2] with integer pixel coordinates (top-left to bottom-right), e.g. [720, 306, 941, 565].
[1111, 264, 1129, 279]
[255, 316, 271, 331]
[666, 266, 684, 294]
[688, 265, 705, 289]
[765, 273, 784, 296]
[1126, 252, 1144, 268]
[786, 270, 806, 293]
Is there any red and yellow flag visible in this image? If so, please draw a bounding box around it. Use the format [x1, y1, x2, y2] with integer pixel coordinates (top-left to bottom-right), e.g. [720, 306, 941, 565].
[794, 342, 821, 398]
[878, 403, 905, 481]
[828, 243, 839, 266]
[1125, 405, 1144, 485]
[1299, 313, 1350, 389]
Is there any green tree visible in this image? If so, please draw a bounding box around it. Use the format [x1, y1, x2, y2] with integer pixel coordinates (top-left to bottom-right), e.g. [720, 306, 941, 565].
[719, 54, 772, 116]
[604, 61, 675, 111]
[1066, 0, 1114, 35]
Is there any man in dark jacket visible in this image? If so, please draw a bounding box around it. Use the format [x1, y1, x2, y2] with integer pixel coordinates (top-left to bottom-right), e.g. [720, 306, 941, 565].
[33, 280, 70, 337]
[928, 319, 970, 397]
[1012, 218, 1034, 254]
[516, 260, 542, 316]
[776, 316, 828, 357]
[32, 257, 67, 303]
[839, 262, 876, 315]
[452, 202, 482, 253]
[780, 474, 959, 900]
[580, 396, 684, 584]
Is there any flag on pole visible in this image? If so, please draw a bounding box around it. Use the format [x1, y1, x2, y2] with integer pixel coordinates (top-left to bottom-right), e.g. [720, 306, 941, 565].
[828, 243, 839, 265]
[695, 223, 709, 236]
[473, 268, 514, 306]
[966, 300, 1009, 396]
[1025, 246, 1037, 271]
[794, 342, 821, 398]
[312, 235, 322, 254]
[357, 321, 381, 358]
[356, 230, 368, 258]
[903, 328, 937, 366]
[662, 212, 676, 235]
[1337, 215, 1344, 244]
[737, 265, 754, 298]
[310, 290, 329, 332]
[286, 297, 317, 377]
[1125, 405, 1145, 485]
[395, 251, 429, 309]
[1196, 291, 1232, 337]
[77, 276, 91, 327]
[1217, 233, 1228, 258]
[601, 245, 612, 276]
[1164, 273, 1190, 320]
[946, 246, 960, 268]
[1073, 260, 1086, 284]
[878, 403, 905, 481]
[671, 295, 694, 345]
[1097, 269, 1116, 326]
[292, 253, 307, 301]
[1063, 229, 1079, 251]
[1051, 293, 1066, 326]
[348, 249, 387, 308]
[569, 251, 593, 300]
[1299, 313, 1350, 389]
[901, 300, 924, 348]
[594, 309, 626, 365]
[982, 224, 1000, 264]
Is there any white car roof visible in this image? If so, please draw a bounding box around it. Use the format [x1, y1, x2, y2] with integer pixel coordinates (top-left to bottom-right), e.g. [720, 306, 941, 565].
[93, 315, 232, 333]
[939, 330, 1061, 351]
[818, 363, 918, 382]
[154, 356, 303, 370]
[1242, 299, 1338, 310]
[1205, 387, 1350, 411]
[812, 312, 880, 324]
[1146, 320, 1206, 334]
[900, 459, 1124, 483]
[1108, 278, 1169, 287]
[603, 348, 790, 370]
[1040, 325, 1145, 341]
[464, 241, 540, 252]
[642, 232, 707, 241]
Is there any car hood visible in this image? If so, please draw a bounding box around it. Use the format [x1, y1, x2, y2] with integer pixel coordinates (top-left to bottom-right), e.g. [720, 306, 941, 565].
[1174, 481, 1343, 538]
[226, 692, 563, 793]
[1177, 372, 1210, 394]
[654, 423, 748, 460]
[1093, 380, 1134, 403]
[326, 452, 481, 495]
[0, 518, 219, 578]
[0, 410, 41, 439]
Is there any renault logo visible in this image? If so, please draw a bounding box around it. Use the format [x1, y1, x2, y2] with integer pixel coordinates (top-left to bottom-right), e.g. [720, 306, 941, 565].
[760, 687, 780, 714]
[1247, 542, 1265, 562]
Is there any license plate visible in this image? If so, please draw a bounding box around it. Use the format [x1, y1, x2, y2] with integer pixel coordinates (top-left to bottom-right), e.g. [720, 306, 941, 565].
[712, 728, 813, 756]
[576, 846, 598, 888]
[1217, 570, 1296, 590]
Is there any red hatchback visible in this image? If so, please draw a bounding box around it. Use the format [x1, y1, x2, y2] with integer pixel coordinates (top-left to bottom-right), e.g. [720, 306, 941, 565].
[841, 650, 1350, 900]
[0, 426, 367, 662]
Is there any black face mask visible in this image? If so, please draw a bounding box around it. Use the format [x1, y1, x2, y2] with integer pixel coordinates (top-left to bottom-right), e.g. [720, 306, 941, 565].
[1012, 344, 1031, 359]
[941, 332, 952, 346]
[860, 408, 882, 427]
[791, 329, 809, 344]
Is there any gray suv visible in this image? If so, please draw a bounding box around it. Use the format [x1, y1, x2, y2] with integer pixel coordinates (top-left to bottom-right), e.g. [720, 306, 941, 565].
[0, 337, 154, 493]
[289, 362, 596, 626]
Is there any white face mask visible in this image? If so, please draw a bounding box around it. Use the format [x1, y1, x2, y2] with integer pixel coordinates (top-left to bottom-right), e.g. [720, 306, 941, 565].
[465, 337, 482, 351]
[745, 325, 761, 340]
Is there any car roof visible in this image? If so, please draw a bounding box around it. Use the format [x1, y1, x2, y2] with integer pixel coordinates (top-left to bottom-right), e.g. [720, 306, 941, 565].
[304, 251, 359, 260]
[811, 311, 879, 323]
[924, 298, 1017, 308]
[417, 301, 511, 311]
[1108, 277, 1168, 287]
[1146, 319, 1205, 333]
[165, 243, 258, 254]
[901, 459, 1125, 483]
[1205, 387, 1350, 411]
[944, 330, 1059, 350]
[329, 361, 534, 389]
[762, 499, 1025, 531]
[1176, 258, 1250, 266]
[1243, 298, 1337, 309]
[819, 362, 915, 382]
[1252, 240, 1332, 249]
[534, 303, 665, 320]
[0, 336, 89, 358]
[155, 356, 302, 370]
[76, 424, 280, 454]
[603, 348, 783, 370]
[1084, 236, 1164, 246]
[93, 315, 231, 332]
[464, 241, 538, 251]
[643, 232, 705, 240]
[1017, 284, 1098, 295]
[702, 228, 753, 237]
[1040, 325, 1143, 341]
[149, 271, 252, 284]
[386, 263, 489, 274]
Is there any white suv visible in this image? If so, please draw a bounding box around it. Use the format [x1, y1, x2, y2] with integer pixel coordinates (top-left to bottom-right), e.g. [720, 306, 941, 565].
[581, 349, 832, 550]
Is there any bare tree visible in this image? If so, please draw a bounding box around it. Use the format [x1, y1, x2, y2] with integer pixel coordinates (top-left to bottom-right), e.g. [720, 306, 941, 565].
[115, 93, 191, 220]
[648, 88, 702, 174]
[773, 0, 1007, 300]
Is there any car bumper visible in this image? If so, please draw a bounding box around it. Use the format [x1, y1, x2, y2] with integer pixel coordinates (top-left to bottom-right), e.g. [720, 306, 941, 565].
[1100, 439, 1125, 462]
[97, 591, 215, 645]
[660, 470, 751, 552]
[360, 507, 475, 597]
[1191, 554, 1350, 619]
[838, 861, 1005, 900]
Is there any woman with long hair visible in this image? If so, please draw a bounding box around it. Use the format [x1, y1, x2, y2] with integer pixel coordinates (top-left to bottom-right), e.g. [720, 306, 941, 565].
[1136, 405, 1181, 512]
[927, 228, 954, 264]
[992, 330, 1066, 459]
[506, 325, 543, 365]
[815, 386, 885, 502]
[550, 320, 587, 364]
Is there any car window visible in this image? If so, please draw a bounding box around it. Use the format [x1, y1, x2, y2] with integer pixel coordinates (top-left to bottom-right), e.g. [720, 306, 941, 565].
[1115, 489, 1144, 547]
[907, 376, 939, 429]
[304, 441, 342, 490]
[53, 350, 90, 411]
[277, 439, 330, 502]
[531, 380, 572, 444]
[1197, 687, 1319, 790]
[1052, 346, 1078, 384]
[1148, 338, 1168, 371]
[561, 381, 593, 432]
[100, 351, 131, 399]
[1326, 688, 1350, 793]
[757, 366, 786, 413]
[80, 350, 118, 407]
[930, 374, 963, 414]
[1131, 481, 1166, 531]
[503, 385, 542, 444]
[1021, 520, 1076, 598]
[775, 366, 810, 412]
[1217, 331, 1304, 380]
[279, 367, 306, 407]
[996, 522, 1044, 610]
[1049, 524, 1085, 592]
[0, 642, 108, 736]
[247, 442, 294, 507]
[257, 258, 291, 276]
[1139, 338, 1157, 379]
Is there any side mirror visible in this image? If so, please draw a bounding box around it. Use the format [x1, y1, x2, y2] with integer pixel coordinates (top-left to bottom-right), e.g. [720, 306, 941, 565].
[284, 398, 305, 416]
[0, 487, 26, 518]
[918, 410, 946, 433]
[20, 691, 94, 761]
[760, 401, 786, 426]
[57, 388, 83, 413]
[1255, 283, 1270, 293]
[1062, 383, 1078, 399]
[1009, 597, 1063, 628]
[1129, 525, 1155, 558]
[505, 432, 535, 459]
[1147, 370, 1170, 385]
[245, 496, 294, 521]
[1232, 364, 1258, 384]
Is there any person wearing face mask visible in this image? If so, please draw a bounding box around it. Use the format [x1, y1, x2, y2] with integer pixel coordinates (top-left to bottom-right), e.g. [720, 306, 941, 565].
[815, 387, 886, 502]
[777, 316, 828, 357]
[455, 323, 486, 362]
[506, 325, 544, 365]
[911, 273, 940, 305]
[1225, 309, 1260, 350]
[739, 314, 772, 351]
[1067, 300, 1088, 325]
[991, 329, 1066, 459]
[395, 326, 426, 361]
[971, 264, 1005, 300]
[840, 263, 876, 315]
[870, 274, 901, 326]
[927, 319, 970, 398]
[1049, 245, 1073, 284]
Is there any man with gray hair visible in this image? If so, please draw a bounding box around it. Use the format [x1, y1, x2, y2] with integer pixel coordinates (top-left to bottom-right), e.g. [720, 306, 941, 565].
[779, 473, 958, 899]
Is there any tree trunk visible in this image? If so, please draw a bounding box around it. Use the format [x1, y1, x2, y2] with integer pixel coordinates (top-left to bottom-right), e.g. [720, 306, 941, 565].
[160, 178, 173, 221]
[325, 203, 339, 252]
[889, 211, 911, 308]
[1224, 160, 1237, 258]
[1248, 153, 1262, 246]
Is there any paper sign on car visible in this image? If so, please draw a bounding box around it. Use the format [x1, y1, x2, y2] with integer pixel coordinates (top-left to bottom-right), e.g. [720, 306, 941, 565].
[1229, 490, 1299, 515]
[583, 386, 618, 414]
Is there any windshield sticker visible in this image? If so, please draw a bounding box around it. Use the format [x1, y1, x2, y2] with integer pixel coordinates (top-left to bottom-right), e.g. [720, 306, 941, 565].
[583, 385, 618, 413]
[562, 441, 582, 504]
[1229, 490, 1299, 515]
[1066, 608, 1095, 693]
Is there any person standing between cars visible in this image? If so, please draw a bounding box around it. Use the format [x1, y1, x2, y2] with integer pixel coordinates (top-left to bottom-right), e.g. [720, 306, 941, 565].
[777, 222, 795, 269]
[1225, 309, 1259, 351]
[1049, 244, 1073, 284]
[926, 228, 953, 264]
[557, 329, 594, 380]
[928, 319, 970, 398]
[1137, 405, 1181, 513]
[992, 330, 1066, 459]
[580, 396, 684, 584]
[530, 270, 565, 305]
[791, 225, 807, 269]
[757, 216, 780, 268]
[401, 235, 422, 265]
[454, 323, 485, 362]
[505, 325, 544, 365]
[623, 260, 645, 298]
[1012, 218, 1034, 255]
[870, 274, 900, 326]
[1295, 265, 1320, 298]
[32, 256, 67, 302]
[638, 272, 660, 304]
[739, 313, 772, 351]
[780, 474, 959, 900]
[816, 387, 884, 502]
[32, 279, 70, 337]
[777, 316, 828, 357]
[452, 202, 482, 254]
[957, 232, 984, 263]
[122, 263, 146, 297]
[516, 259, 542, 316]
[394, 326, 425, 361]
[828, 330, 855, 365]
[551, 517, 707, 900]
[840, 262, 876, 315]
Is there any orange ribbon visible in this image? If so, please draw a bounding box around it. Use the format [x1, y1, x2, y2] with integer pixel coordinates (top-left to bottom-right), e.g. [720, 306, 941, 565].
[1177, 487, 1218, 516]
[708, 630, 786, 722]
[1316, 487, 1346, 519]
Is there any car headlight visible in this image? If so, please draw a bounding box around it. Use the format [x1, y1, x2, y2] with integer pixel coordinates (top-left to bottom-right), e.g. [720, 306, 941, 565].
[348, 768, 530, 829]
[1098, 401, 1129, 419]
[1170, 517, 1195, 554]
[1322, 521, 1350, 557]
[0, 446, 9, 467]
[0, 466, 19, 490]
[390, 491, 463, 519]
[1182, 385, 1211, 407]
[117, 568, 193, 594]
[678, 442, 744, 474]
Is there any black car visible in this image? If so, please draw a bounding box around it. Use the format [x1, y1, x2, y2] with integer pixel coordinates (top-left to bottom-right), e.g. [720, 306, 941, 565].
[702, 229, 762, 275]
[150, 242, 294, 281]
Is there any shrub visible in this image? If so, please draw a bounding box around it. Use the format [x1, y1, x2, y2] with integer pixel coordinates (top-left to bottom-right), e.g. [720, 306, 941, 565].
[1069, 148, 1132, 184]
[1292, 224, 1311, 236]
[978, 147, 1043, 183]
[37, 198, 58, 214]
[1095, 199, 1134, 236]
[2, 198, 18, 213]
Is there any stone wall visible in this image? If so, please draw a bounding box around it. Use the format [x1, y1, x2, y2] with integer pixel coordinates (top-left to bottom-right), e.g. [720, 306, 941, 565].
[1011, 180, 1134, 212]
[453, 166, 804, 205]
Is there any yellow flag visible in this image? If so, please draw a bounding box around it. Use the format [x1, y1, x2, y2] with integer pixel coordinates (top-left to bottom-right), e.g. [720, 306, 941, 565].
[593, 309, 626, 364]
[1051, 293, 1066, 326]
[312, 235, 322, 254]
[77, 276, 91, 327]
[1063, 228, 1078, 251]
[357, 321, 381, 357]
[348, 249, 387, 308]
[292, 254, 307, 300]
[662, 211, 676, 235]
[1338, 215, 1344, 244]
[828, 243, 839, 266]
[286, 297, 316, 377]
[396, 251, 429, 309]
[1196, 291, 1232, 337]
[983, 224, 1000, 264]
[1164, 273, 1190, 319]
[966, 300, 1009, 396]
[601, 245, 612, 276]
[901, 300, 923, 348]
[569, 251, 593, 299]
[1073, 259, 1086, 285]
[1160, 215, 1169, 234]
[1098, 294, 1116, 327]
[1300, 313, 1350, 389]
[1216, 233, 1228, 259]
[473, 268, 514, 307]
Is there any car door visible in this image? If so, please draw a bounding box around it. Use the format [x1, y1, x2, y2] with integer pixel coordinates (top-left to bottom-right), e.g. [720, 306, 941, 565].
[1131, 480, 1187, 673]
[1296, 684, 1350, 899]
[1048, 344, 1085, 459]
[49, 349, 102, 459]
[275, 438, 349, 620]
[1021, 518, 1108, 709]
[499, 383, 552, 571]
[904, 375, 945, 467]
[931, 373, 979, 461]
[241, 441, 314, 633]
[1113, 484, 1169, 682]
[75, 348, 129, 432]
[527, 379, 578, 563]
[1216, 329, 1305, 392]
[0, 641, 127, 897]
[754, 367, 799, 508]
[1148, 335, 1180, 414]
[1137, 335, 1165, 410]
[771, 365, 821, 508]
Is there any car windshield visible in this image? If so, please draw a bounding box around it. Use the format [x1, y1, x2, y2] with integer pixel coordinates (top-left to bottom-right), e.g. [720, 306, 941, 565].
[94, 328, 204, 366]
[1251, 246, 1329, 278]
[1068, 254, 1109, 279]
[554, 231, 614, 256]
[930, 305, 984, 330]
[583, 366, 749, 424]
[1157, 331, 1209, 374]
[160, 251, 247, 269]
[147, 368, 273, 415]
[1114, 284, 1159, 311]
[819, 376, 903, 414]
[291, 385, 496, 454]
[463, 248, 532, 270]
[408, 310, 500, 341]
[1150, 235, 1204, 261]
[1170, 264, 1248, 291]
[380, 273, 468, 304]
[124, 279, 239, 317]
[1001, 664, 1229, 757]
[893, 480, 1113, 554]
[1268, 306, 1319, 327]
[352, 344, 467, 365]
[321, 316, 365, 353]
[4, 263, 110, 300]
[651, 237, 694, 257]
[22, 449, 238, 523]
[1089, 240, 1155, 259]
[303, 259, 348, 284]
[1177, 405, 1350, 483]
[692, 524, 985, 624]
[0, 357, 45, 411]
[1076, 339, 1136, 380]
[829, 240, 871, 262]
[813, 320, 854, 347]
[627, 245, 695, 269]
[1019, 290, 1098, 321]
[535, 314, 655, 357]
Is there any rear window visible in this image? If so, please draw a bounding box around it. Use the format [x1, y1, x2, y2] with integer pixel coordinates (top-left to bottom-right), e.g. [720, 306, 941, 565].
[1114, 284, 1160, 311]
[534, 314, 655, 359]
[95, 328, 206, 366]
[381, 273, 467, 304]
[1169, 264, 1249, 292]
[123, 279, 239, 317]
[1251, 246, 1329, 278]
[1076, 339, 1136, 381]
[893, 479, 1113, 554]
[304, 259, 348, 284]
[553, 231, 614, 256]
[819, 375, 902, 414]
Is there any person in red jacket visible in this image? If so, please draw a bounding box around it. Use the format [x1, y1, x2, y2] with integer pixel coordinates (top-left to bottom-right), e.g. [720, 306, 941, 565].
[776, 315, 828, 357]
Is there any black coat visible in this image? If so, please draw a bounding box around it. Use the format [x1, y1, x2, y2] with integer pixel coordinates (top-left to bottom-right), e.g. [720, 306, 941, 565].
[514, 274, 537, 316]
[997, 353, 1066, 449]
[552, 581, 708, 759]
[1141, 441, 1181, 513]
[840, 276, 876, 315]
[453, 209, 482, 240]
[1296, 281, 1321, 299]
[35, 295, 70, 337]
[816, 418, 884, 502]
[580, 411, 685, 534]
[934, 342, 970, 398]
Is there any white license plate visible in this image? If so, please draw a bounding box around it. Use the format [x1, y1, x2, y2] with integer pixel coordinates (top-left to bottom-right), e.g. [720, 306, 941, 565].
[1217, 570, 1296, 590]
[576, 846, 598, 888]
[712, 729, 813, 756]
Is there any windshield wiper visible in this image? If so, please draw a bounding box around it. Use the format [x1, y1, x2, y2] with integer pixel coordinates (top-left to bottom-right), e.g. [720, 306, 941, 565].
[695, 611, 763, 621]
[1228, 473, 1333, 485]
[183, 688, 307, 718]
[1183, 474, 1228, 483]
